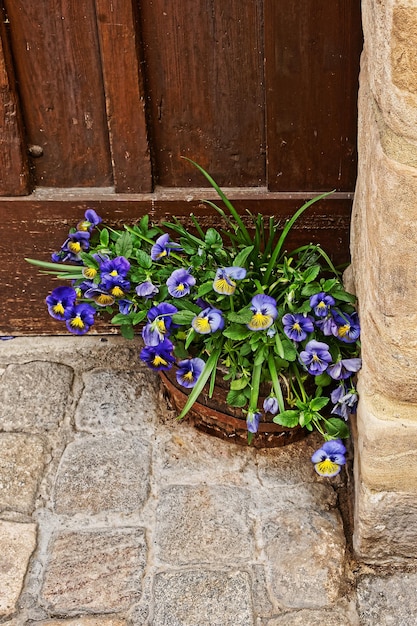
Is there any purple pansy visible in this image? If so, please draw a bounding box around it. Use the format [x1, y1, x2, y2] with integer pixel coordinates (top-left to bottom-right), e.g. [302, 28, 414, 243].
[311, 439, 347, 477]
[192, 307, 224, 334]
[142, 303, 178, 346]
[166, 268, 196, 298]
[139, 338, 176, 371]
[247, 294, 278, 331]
[246, 411, 261, 434]
[263, 396, 279, 415]
[331, 384, 358, 419]
[150, 234, 182, 261]
[56, 231, 90, 262]
[135, 281, 159, 298]
[176, 357, 205, 388]
[213, 266, 247, 295]
[332, 311, 360, 343]
[299, 340, 332, 375]
[282, 313, 314, 342]
[310, 292, 335, 318]
[327, 357, 362, 380]
[77, 209, 102, 231]
[118, 299, 135, 315]
[46, 286, 77, 321]
[84, 286, 115, 307]
[64, 303, 96, 335]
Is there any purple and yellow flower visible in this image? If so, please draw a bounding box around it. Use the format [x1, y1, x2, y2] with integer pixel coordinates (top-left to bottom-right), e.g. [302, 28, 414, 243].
[176, 357, 205, 388]
[46, 286, 77, 321]
[213, 266, 246, 295]
[99, 256, 131, 297]
[263, 396, 279, 415]
[311, 439, 347, 477]
[247, 294, 278, 331]
[299, 340, 332, 375]
[77, 209, 102, 231]
[315, 315, 337, 336]
[84, 286, 115, 307]
[192, 307, 224, 334]
[327, 357, 362, 380]
[332, 312, 360, 343]
[310, 292, 335, 318]
[331, 384, 358, 419]
[282, 313, 314, 342]
[135, 281, 159, 298]
[150, 234, 182, 261]
[142, 303, 178, 346]
[58, 231, 91, 262]
[64, 303, 96, 335]
[140, 338, 175, 370]
[166, 268, 196, 298]
[246, 411, 261, 434]
[118, 299, 135, 315]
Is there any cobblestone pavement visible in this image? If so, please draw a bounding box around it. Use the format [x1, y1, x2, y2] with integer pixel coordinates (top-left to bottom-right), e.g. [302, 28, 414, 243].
[0, 337, 416, 625]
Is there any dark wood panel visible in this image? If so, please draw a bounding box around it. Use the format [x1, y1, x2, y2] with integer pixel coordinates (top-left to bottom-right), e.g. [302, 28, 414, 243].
[3, 0, 113, 187]
[0, 13, 29, 195]
[139, 0, 265, 187]
[0, 191, 352, 335]
[265, 0, 362, 191]
[95, 0, 153, 193]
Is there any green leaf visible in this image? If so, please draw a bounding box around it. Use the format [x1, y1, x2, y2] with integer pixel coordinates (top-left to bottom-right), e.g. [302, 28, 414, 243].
[233, 246, 254, 267]
[177, 347, 222, 419]
[315, 372, 332, 387]
[100, 228, 109, 247]
[115, 231, 133, 258]
[223, 324, 252, 340]
[331, 289, 356, 304]
[111, 313, 131, 325]
[136, 249, 152, 269]
[323, 417, 350, 439]
[25, 258, 84, 273]
[226, 389, 249, 407]
[282, 339, 297, 362]
[205, 228, 222, 247]
[172, 310, 196, 325]
[230, 377, 249, 391]
[303, 265, 321, 283]
[120, 324, 135, 339]
[132, 311, 147, 325]
[197, 281, 214, 297]
[227, 309, 253, 324]
[273, 410, 300, 428]
[309, 396, 329, 411]
[301, 282, 321, 297]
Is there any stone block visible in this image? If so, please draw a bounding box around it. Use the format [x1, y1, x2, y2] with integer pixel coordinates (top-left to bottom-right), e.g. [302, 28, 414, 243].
[263, 509, 346, 609]
[0, 433, 46, 513]
[266, 608, 359, 626]
[36, 619, 126, 626]
[152, 569, 254, 626]
[0, 361, 73, 431]
[353, 482, 417, 562]
[0, 521, 37, 617]
[40, 529, 146, 612]
[357, 571, 417, 625]
[155, 485, 254, 565]
[53, 434, 150, 514]
[74, 369, 158, 432]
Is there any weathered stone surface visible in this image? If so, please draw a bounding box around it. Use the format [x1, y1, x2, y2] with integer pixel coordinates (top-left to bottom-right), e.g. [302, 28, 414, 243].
[152, 570, 254, 626]
[357, 571, 417, 625]
[74, 369, 158, 432]
[0, 521, 37, 617]
[266, 608, 359, 625]
[53, 434, 150, 515]
[155, 485, 254, 565]
[0, 433, 46, 513]
[41, 529, 146, 612]
[353, 482, 417, 561]
[0, 361, 73, 431]
[263, 510, 345, 609]
[36, 618, 126, 626]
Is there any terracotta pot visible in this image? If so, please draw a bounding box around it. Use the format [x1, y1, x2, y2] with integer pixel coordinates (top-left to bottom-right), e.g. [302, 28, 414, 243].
[159, 367, 309, 449]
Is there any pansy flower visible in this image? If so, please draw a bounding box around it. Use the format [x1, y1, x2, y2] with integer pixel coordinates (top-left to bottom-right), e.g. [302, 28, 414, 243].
[142, 302, 178, 346]
[135, 281, 159, 298]
[263, 396, 279, 415]
[166, 268, 196, 298]
[327, 357, 362, 380]
[246, 411, 261, 433]
[151, 234, 182, 261]
[299, 340, 332, 375]
[247, 294, 278, 331]
[64, 303, 96, 335]
[310, 292, 335, 318]
[59, 231, 91, 262]
[282, 313, 314, 342]
[176, 357, 205, 388]
[192, 307, 224, 334]
[331, 384, 358, 419]
[332, 311, 360, 343]
[140, 338, 175, 370]
[311, 439, 347, 477]
[213, 266, 246, 295]
[46, 286, 77, 320]
[84, 286, 115, 307]
[77, 209, 102, 231]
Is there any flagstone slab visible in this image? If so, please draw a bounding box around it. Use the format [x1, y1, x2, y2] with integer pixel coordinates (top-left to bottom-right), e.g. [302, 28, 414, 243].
[152, 569, 254, 626]
[155, 484, 254, 565]
[40, 529, 146, 613]
[0, 521, 37, 617]
[266, 608, 359, 625]
[0, 433, 46, 513]
[74, 369, 158, 433]
[53, 434, 150, 514]
[263, 509, 346, 609]
[36, 618, 126, 626]
[0, 361, 73, 431]
[357, 571, 417, 626]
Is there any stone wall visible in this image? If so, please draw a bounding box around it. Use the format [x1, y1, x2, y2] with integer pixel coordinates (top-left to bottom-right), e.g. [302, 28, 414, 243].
[351, 0, 417, 561]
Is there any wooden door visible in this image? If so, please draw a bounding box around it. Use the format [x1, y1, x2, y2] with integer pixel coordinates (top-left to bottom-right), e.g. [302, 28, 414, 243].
[0, 0, 362, 334]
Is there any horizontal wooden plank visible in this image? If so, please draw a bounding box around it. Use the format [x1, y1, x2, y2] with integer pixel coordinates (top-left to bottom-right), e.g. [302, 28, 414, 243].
[0, 191, 353, 335]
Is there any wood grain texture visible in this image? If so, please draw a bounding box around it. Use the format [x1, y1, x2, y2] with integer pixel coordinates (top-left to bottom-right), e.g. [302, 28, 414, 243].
[95, 0, 152, 193]
[0, 191, 352, 335]
[265, 0, 363, 191]
[0, 14, 30, 195]
[3, 0, 113, 187]
[139, 0, 265, 187]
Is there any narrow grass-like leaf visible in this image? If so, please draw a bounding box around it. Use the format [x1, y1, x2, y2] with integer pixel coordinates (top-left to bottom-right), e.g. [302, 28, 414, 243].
[177, 346, 222, 419]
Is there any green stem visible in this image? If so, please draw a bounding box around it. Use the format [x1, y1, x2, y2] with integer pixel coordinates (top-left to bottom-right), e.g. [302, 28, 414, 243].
[248, 360, 262, 413]
[267, 354, 285, 413]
